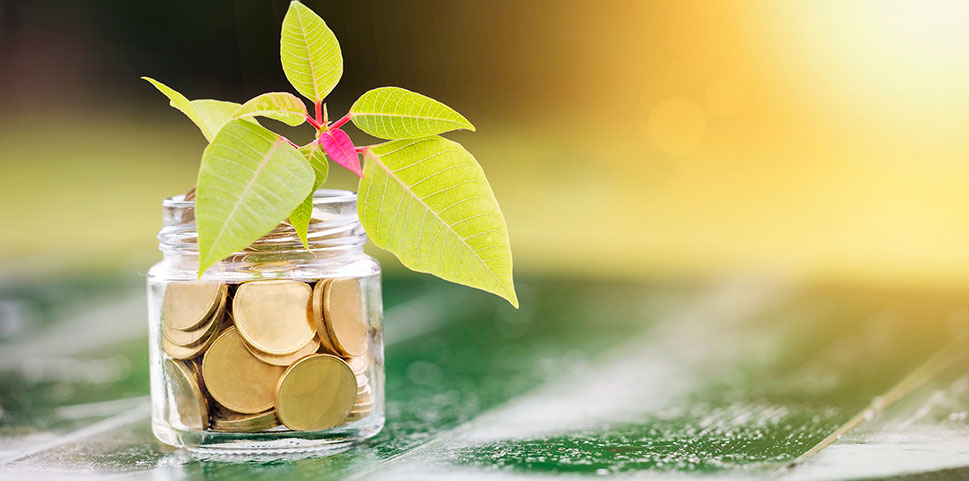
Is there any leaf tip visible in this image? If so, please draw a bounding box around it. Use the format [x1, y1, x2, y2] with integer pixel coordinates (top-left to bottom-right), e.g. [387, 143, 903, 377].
[291, 219, 312, 251]
[141, 76, 162, 89]
[457, 112, 475, 132]
[502, 281, 519, 308]
[196, 244, 218, 279]
[507, 294, 519, 309]
[298, 236, 311, 252]
[196, 259, 210, 280]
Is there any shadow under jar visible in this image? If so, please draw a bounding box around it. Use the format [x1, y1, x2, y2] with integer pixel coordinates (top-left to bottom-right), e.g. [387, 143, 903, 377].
[147, 190, 384, 454]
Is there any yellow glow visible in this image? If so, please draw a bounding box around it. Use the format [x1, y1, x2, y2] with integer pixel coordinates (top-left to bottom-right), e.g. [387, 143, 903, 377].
[646, 98, 706, 156]
[704, 79, 744, 119]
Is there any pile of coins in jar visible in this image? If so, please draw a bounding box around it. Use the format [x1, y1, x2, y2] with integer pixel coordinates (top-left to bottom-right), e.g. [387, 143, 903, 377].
[160, 278, 372, 432]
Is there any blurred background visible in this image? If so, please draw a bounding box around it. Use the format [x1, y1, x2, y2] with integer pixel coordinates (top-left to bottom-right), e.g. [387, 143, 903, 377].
[0, 1, 968, 478]
[1, 0, 967, 288]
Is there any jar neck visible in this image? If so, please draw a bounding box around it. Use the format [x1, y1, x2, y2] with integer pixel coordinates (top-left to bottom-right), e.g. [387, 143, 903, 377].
[158, 190, 367, 264]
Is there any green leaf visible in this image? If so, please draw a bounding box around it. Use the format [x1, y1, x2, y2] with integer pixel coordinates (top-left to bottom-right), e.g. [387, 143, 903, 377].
[191, 99, 248, 137]
[357, 136, 517, 307]
[142, 77, 246, 141]
[196, 119, 315, 275]
[350, 87, 475, 140]
[232, 92, 307, 126]
[289, 142, 330, 249]
[280, 1, 343, 103]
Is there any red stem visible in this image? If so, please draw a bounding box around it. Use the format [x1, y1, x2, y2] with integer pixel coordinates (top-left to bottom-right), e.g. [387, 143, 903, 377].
[314, 101, 322, 125]
[305, 114, 322, 130]
[280, 136, 299, 149]
[330, 113, 351, 130]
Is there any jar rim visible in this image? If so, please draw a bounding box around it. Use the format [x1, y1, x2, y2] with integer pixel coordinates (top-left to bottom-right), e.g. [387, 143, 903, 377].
[158, 189, 364, 257]
[162, 189, 357, 208]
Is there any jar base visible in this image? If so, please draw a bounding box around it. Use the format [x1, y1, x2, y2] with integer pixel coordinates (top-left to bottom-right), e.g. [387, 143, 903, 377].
[152, 415, 384, 456]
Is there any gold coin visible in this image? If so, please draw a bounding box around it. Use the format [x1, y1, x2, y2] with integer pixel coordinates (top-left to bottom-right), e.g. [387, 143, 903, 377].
[245, 336, 320, 367]
[162, 282, 226, 331]
[210, 406, 280, 432]
[162, 318, 222, 360]
[187, 360, 208, 395]
[346, 355, 369, 375]
[234, 280, 316, 355]
[322, 278, 369, 357]
[183, 358, 202, 379]
[346, 397, 374, 421]
[162, 313, 215, 347]
[312, 279, 339, 354]
[345, 410, 369, 422]
[165, 358, 208, 430]
[349, 406, 373, 417]
[353, 392, 375, 410]
[275, 354, 357, 431]
[161, 292, 225, 347]
[356, 373, 369, 388]
[202, 327, 285, 414]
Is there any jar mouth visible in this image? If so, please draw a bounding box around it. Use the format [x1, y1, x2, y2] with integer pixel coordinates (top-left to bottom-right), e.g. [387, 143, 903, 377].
[162, 189, 358, 208]
[158, 189, 365, 259]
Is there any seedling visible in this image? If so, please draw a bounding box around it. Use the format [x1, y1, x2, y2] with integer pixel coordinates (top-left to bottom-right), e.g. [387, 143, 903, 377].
[144, 1, 517, 307]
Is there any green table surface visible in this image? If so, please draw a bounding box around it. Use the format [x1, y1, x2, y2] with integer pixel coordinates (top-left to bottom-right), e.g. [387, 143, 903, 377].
[0, 274, 966, 480]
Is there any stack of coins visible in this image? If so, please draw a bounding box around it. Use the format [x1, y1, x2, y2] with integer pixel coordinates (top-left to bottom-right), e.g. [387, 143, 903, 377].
[159, 278, 374, 433]
[161, 282, 226, 360]
[312, 278, 375, 421]
[346, 355, 374, 421]
[210, 404, 280, 432]
[164, 358, 209, 430]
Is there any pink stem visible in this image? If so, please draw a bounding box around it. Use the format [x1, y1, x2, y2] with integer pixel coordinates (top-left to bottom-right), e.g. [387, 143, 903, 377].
[354, 146, 370, 154]
[305, 114, 322, 130]
[314, 101, 323, 125]
[330, 113, 351, 130]
[280, 136, 299, 149]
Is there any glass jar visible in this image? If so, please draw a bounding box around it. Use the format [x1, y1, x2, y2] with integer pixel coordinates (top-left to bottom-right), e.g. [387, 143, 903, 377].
[147, 190, 384, 453]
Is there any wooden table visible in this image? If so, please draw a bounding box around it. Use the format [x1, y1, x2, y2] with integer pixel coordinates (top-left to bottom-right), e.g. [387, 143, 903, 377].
[0, 274, 966, 480]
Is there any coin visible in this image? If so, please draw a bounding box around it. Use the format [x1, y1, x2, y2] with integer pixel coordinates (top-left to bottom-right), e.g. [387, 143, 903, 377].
[345, 398, 374, 421]
[162, 318, 222, 360]
[355, 371, 370, 390]
[187, 359, 206, 391]
[245, 336, 320, 367]
[275, 354, 357, 431]
[161, 292, 226, 347]
[322, 278, 369, 357]
[347, 355, 369, 375]
[202, 327, 285, 414]
[345, 411, 369, 422]
[162, 282, 226, 331]
[210, 406, 280, 432]
[353, 392, 375, 410]
[165, 358, 208, 430]
[312, 279, 338, 354]
[233, 280, 316, 355]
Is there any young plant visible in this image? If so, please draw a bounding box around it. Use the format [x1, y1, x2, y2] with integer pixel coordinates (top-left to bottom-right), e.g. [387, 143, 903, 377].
[144, 1, 517, 307]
